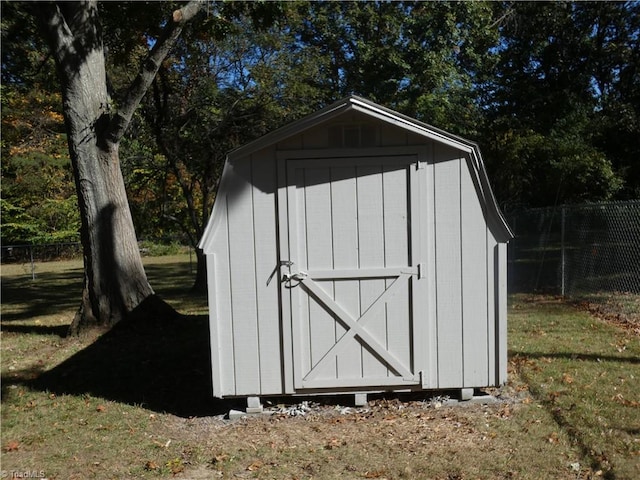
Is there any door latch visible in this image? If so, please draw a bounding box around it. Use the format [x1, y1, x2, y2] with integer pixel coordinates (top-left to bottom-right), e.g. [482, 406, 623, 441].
[266, 260, 295, 286]
[282, 271, 308, 283]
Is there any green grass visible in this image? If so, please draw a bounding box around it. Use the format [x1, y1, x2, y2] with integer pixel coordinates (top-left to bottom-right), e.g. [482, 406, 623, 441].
[509, 295, 640, 479]
[1, 259, 639, 479]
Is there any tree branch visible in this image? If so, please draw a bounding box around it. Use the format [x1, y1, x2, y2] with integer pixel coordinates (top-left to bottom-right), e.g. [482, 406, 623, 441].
[106, 0, 203, 145]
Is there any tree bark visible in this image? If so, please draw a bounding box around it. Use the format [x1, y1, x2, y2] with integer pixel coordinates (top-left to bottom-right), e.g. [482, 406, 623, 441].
[36, 1, 202, 333]
[191, 248, 208, 293]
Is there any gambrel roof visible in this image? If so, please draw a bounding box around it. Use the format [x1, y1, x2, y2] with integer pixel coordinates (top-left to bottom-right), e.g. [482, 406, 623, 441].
[201, 95, 513, 250]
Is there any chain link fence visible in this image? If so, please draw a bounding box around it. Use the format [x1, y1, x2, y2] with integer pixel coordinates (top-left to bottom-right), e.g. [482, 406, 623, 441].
[507, 200, 640, 296]
[1, 243, 83, 279]
[1, 242, 82, 264]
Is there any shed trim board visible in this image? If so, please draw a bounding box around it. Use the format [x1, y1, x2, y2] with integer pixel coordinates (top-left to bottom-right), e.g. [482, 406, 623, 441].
[199, 96, 512, 399]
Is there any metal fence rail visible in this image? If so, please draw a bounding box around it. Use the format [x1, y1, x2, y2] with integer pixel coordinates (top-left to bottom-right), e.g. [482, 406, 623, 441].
[507, 201, 640, 296]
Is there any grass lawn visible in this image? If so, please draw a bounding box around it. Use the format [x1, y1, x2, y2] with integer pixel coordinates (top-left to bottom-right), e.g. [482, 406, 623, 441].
[1, 256, 639, 479]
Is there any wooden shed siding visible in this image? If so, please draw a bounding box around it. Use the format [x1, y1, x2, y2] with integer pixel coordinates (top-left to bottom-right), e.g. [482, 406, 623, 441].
[207, 151, 283, 397]
[431, 146, 499, 389]
[497, 242, 508, 384]
[202, 98, 512, 397]
[433, 146, 464, 388]
[461, 153, 489, 387]
[424, 144, 439, 387]
[209, 197, 236, 396]
[251, 153, 282, 394]
[330, 166, 363, 380]
[486, 229, 499, 386]
[383, 165, 412, 377]
[206, 253, 223, 396]
[226, 157, 261, 395]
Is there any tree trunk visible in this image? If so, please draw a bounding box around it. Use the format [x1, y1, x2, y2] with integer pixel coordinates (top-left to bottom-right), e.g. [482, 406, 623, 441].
[36, 1, 202, 333]
[191, 248, 208, 293]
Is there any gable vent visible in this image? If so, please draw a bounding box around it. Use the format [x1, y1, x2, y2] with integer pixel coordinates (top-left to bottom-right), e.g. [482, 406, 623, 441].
[329, 124, 378, 148]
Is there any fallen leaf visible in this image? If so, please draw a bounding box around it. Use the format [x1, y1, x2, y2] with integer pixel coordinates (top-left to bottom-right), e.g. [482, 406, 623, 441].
[96, 404, 106, 412]
[611, 394, 640, 407]
[212, 454, 229, 465]
[324, 438, 342, 450]
[144, 460, 159, 471]
[562, 373, 574, 384]
[363, 469, 387, 478]
[247, 460, 263, 471]
[3, 441, 20, 452]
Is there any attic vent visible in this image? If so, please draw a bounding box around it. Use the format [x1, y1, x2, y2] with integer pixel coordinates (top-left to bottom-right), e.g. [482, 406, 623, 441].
[329, 124, 378, 148]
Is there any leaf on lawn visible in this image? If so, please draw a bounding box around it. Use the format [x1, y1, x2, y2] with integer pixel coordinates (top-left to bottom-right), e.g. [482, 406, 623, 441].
[96, 404, 106, 412]
[212, 454, 229, 465]
[611, 394, 639, 407]
[363, 469, 388, 478]
[247, 460, 263, 471]
[561, 373, 574, 384]
[324, 438, 343, 450]
[144, 460, 159, 471]
[3, 440, 20, 452]
[547, 432, 559, 444]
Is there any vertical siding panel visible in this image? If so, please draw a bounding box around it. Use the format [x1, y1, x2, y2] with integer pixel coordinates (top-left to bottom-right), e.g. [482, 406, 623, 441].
[461, 155, 489, 387]
[251, 154, 282, 394]
[497, 243, 508, 384]
[210, 201, 235, 396]
[278, 156, 294, 394]
[486, 230, 498, 386]
[206, 253, 222, 396]
[382, 164, 411, 375]
[423, 145, 438, 387]
[357, 165, 387, 379]
[290, 166, 310, 384]
[330, 166, 362, 379]
[227, 159, 260, 395]
[434, 147, 463, 388]
[304, 167, 337, 380]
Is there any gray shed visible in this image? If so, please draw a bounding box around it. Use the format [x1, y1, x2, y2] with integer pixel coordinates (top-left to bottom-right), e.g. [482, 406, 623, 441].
[199, 96, 513, 402]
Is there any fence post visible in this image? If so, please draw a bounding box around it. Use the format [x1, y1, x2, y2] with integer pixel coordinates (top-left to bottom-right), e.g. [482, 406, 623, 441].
[30, 244, 35, 280]
[561, 205, 566, 296]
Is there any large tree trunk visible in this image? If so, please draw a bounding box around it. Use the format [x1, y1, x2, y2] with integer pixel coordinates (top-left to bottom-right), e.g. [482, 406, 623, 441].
[191, 248, 208, 293]
[36, 1, 202, 333]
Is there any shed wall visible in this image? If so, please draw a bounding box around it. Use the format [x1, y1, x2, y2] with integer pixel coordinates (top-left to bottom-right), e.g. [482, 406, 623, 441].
[207, 147, 282, 397]
[431, 143, 502, 389]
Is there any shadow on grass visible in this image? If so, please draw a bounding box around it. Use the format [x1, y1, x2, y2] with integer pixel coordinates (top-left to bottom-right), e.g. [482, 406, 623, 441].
[18, 307, 236, 418]
[511, 350, 640, 365]
[0, 324, 69, 337]
[0, 270, 83, 323]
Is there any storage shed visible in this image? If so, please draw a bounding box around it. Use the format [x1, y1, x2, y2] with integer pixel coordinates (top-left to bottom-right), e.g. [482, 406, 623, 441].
[199, 96, 513, 402]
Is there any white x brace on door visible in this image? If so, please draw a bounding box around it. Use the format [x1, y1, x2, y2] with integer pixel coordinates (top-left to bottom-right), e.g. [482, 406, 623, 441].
[279, 154, 424, 390]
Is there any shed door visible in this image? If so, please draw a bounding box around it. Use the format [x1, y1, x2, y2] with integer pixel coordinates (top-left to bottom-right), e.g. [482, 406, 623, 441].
[281, 155, 423, 390]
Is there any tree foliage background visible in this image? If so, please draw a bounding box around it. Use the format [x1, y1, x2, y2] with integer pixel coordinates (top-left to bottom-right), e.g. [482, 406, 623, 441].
[2, 0, 639, 249]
